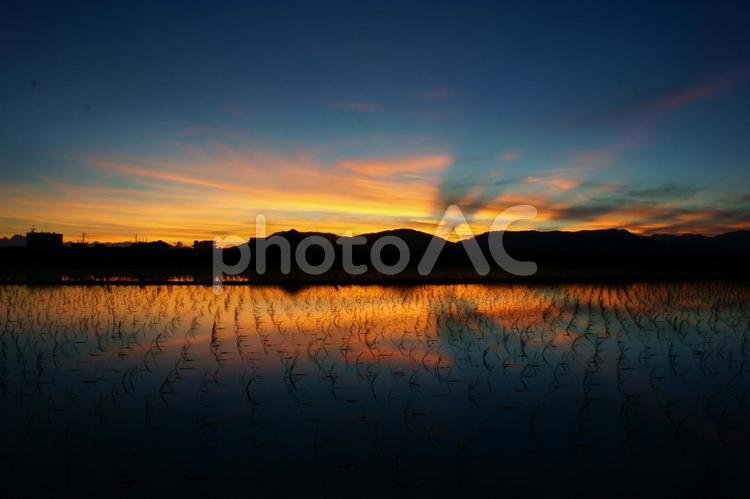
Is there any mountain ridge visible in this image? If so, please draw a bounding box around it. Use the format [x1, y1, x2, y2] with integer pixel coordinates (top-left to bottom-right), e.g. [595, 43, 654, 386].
[258, 228, 750, 252]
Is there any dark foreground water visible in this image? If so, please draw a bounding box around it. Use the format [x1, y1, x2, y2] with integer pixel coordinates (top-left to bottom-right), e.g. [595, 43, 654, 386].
[1, 283, 749, 498]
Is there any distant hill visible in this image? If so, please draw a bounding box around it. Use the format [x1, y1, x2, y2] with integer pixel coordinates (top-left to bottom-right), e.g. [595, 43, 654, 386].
[1, 228, 749, 283]
[712, 230, 750, 249]
[262, 227, 750, 253]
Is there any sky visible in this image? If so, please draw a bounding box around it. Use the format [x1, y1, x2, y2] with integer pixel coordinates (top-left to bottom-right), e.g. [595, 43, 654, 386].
[1, 0, 750, 243]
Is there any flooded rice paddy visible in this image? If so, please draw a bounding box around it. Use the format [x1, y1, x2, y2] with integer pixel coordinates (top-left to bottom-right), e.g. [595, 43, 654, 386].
[1, 283, 749, 497]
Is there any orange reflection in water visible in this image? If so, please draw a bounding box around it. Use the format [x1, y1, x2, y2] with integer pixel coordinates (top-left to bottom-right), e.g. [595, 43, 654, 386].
[2, 282, 746, 377]
[2, 280, 750, 491]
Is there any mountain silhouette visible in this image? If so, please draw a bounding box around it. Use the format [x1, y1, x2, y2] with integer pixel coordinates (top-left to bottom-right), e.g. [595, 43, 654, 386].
[1, 228, 748, 283]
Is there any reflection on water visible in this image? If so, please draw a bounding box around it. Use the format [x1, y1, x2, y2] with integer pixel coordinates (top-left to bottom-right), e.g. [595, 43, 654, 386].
[1, 283, 749, 497]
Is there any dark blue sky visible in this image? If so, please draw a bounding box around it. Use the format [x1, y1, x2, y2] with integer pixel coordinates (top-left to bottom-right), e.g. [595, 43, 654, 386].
[2, 0, 749, 240]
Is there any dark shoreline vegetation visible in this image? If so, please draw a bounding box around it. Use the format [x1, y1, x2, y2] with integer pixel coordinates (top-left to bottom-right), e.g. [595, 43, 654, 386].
[1, 228, 749, 284]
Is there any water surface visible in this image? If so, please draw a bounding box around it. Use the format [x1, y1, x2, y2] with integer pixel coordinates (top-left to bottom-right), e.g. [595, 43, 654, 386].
[1, 283, 749, 497]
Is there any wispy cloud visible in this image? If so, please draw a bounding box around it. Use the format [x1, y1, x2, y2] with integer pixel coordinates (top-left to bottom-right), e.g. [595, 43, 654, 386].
[645, 74, 739, 113]
[498, 151, 521, 161]
[332, 101, 381, 112]
[417, 87, 452, 101]
[1, 132, 747, 241]
[528, 181, 750, 235]
[0, 139, 454, 241]
[337, 155, 452, 177]
[525, 175, 581, 191]
[579, 71, 745, 128]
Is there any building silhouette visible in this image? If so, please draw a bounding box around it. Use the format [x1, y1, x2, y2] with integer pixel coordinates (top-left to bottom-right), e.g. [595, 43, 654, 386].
[26, 229, 63, 250]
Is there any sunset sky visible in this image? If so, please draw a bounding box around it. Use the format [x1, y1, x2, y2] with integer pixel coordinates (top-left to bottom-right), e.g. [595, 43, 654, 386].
[2, 1, 750, 243]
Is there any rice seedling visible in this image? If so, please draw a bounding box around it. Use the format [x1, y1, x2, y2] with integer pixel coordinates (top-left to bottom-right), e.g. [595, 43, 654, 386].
[0, 282, 749, 495]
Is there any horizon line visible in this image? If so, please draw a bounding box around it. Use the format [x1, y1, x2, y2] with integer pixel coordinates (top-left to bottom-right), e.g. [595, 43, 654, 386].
[3, 225, 750, 247]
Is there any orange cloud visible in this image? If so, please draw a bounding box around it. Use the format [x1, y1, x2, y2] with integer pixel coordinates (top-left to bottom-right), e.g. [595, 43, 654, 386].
[525, 175, 581, 191]
[336, 155, 452, 176]
[0, 143, 456, 242]
[2, 135, 747, 242]
[498, 151, 521, 161]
